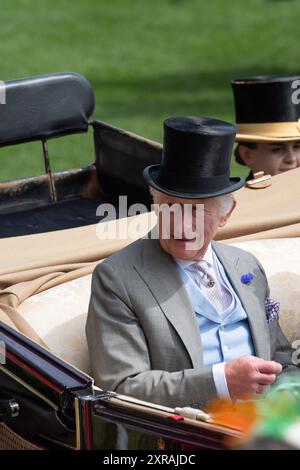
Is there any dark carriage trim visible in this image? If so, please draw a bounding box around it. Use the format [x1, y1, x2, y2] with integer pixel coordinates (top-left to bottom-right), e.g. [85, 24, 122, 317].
[95, 406, 226, 450]
[0, 322, 93, 409]
[0, 164, 100, 216]
[74, 390, 242, 450]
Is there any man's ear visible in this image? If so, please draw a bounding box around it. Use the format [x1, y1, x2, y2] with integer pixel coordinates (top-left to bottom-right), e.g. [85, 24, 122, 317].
[218, 199, 236, 228]
[238, 144, 255, 166]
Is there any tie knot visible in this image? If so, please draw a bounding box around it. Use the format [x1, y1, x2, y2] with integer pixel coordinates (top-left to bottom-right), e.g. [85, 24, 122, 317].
[192, 260, 211, 275]
[190, 261, 215, 287]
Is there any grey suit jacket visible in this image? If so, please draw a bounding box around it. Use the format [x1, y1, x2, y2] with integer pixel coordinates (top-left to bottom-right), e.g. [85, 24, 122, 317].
[86, 237, 296, 408]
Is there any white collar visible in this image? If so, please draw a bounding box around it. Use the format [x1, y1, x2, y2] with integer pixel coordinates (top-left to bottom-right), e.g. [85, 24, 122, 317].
[174, 243, 214, 271]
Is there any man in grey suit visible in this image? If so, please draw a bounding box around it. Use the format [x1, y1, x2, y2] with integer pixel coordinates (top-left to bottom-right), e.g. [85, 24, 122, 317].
[86, 116, 296, 408]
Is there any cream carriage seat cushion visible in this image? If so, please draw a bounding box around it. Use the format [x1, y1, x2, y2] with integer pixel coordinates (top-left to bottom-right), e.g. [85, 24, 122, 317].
[17, 238, 300, 374]
[17, 274, 93, 374]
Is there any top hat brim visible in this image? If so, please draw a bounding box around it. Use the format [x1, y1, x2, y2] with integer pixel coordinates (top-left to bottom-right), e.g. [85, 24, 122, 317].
[144, 165, 244, 199]
[236, 121, 300, 143]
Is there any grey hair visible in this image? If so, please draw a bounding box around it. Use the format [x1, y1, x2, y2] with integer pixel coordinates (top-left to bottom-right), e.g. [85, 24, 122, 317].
[149, 186, 234, 216]
[217, 193, 234, 216]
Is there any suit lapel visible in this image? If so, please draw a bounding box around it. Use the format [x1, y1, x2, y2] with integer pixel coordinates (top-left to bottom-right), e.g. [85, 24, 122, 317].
[212, 241, 270, 360]
[134, 239, 203, 369]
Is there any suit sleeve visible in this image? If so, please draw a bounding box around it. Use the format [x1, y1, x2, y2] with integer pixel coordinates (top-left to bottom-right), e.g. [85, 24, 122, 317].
[86, 261, 217, 408]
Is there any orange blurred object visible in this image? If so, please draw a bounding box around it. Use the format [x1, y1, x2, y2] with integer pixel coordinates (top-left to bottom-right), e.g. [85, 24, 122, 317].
[207, 399, 259, 434]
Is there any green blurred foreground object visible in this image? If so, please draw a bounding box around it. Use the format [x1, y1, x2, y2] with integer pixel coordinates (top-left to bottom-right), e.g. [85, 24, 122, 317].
[255, 372, 300, 448]
[235, 372, 300, 449]
[208, 372, 300, 449]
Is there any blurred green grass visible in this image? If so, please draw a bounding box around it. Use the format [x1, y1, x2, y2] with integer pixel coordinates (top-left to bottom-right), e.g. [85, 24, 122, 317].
[0, 0, 299, 181]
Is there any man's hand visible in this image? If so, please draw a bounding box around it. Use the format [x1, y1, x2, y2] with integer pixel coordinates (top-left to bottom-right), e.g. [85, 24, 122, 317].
[225, 355, 282, 401]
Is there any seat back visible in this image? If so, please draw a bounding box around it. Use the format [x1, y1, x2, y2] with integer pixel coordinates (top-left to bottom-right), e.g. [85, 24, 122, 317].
[93, 120, 162, 207]
[0, 72, 95, 147]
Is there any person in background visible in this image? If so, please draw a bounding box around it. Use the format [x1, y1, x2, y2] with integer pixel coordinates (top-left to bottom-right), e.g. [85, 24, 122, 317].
[231, 76, 300, 180]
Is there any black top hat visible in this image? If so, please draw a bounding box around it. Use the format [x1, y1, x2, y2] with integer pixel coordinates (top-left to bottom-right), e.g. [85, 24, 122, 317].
[231, 75, 300, 142]
[143, 116, 244, 198]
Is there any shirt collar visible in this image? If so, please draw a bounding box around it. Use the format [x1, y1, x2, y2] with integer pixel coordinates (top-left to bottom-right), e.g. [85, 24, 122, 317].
[174, 243, 214, 271]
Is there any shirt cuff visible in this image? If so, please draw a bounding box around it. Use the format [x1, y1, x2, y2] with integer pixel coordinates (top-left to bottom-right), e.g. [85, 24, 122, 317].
[212, 362, 231, 400]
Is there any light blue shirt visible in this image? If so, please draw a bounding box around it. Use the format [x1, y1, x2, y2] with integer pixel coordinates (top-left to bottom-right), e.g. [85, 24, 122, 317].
[174, 244, 255, 399]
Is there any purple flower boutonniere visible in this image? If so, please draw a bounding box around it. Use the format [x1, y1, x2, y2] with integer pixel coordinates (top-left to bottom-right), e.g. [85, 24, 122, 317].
[241, 272, 254, 285]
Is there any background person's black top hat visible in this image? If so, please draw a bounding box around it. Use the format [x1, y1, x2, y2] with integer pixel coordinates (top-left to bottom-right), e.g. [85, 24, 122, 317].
[143, 116, 244, 199]
[231, 75, 300, 142]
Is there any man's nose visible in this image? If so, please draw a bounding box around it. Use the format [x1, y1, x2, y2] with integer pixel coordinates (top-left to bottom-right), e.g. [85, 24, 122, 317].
[181, 214, 195, 237]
